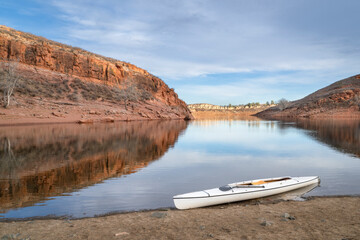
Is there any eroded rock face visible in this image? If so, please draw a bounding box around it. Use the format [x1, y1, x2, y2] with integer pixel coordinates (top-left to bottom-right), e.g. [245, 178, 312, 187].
[0, 26, 138, 83]
[256, 75, 360, 119]
[0, 25, 193, 120]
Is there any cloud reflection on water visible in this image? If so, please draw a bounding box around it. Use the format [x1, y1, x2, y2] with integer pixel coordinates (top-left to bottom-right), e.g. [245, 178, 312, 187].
[0, 118, 359, 219]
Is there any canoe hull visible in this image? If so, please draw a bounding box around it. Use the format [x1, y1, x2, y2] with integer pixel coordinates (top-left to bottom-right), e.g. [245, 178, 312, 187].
[173, 176, 319, 210]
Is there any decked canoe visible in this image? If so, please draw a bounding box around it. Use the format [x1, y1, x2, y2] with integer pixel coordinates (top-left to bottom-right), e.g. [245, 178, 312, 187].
[173, 176, 320, 210]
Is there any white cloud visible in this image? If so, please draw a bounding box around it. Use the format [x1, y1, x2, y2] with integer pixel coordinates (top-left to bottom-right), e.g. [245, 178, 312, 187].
[44, 0, 360, 103]
[49, 1, 358, 74]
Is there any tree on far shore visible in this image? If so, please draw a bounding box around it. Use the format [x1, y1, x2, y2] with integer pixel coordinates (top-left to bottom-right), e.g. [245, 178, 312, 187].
[277, 98, 290, 111]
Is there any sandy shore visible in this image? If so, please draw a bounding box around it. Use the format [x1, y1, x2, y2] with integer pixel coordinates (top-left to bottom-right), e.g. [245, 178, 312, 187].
[0, 96, 191, 127]
[0, 196, 359, 240]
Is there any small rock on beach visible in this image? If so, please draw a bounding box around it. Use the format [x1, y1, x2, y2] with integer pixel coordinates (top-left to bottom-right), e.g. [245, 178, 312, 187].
[282, 212, 296, 220]
[260, 220, 273, 226]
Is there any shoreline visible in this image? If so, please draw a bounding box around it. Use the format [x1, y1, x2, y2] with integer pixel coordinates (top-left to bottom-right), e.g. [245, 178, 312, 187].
[0, 117, 164, 127]
[0, 112, 188, 127]
[0, 195, 358, 222]
[0, 110, 190, 127]
[0, 196, 359, 239]
[1, 107, 360, 127]
[0, 94, 193, 127]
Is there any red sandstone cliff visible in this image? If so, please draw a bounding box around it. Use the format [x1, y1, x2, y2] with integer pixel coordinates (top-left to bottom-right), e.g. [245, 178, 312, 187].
[256, 74, 360, 119]
[0, 25, 193, 123]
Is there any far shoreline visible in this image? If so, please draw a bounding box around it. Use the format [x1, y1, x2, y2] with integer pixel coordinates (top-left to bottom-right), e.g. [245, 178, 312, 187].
[2, 111, 360, 127]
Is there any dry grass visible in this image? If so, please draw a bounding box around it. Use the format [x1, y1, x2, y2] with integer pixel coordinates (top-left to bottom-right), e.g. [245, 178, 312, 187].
[11, 74, 154, 105]
[16, 78, 69, 100]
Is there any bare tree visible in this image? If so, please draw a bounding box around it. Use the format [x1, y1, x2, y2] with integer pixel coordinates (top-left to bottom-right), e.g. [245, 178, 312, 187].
[0, 60, 20, 108]
[277, 98, 290, 111]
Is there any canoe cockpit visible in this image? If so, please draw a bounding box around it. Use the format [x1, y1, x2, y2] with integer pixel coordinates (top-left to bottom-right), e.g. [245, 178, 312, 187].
[245, 177, 291, 185]
[219, 177, 291, 191]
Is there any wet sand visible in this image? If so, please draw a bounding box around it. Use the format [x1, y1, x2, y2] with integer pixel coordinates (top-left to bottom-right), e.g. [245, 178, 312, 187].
[0, 196, 359, 240]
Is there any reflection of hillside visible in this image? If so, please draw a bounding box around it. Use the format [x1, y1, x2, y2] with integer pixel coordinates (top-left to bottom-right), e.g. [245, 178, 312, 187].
[0, 121, 188, 211]
[282, 119, 360, 158]
[193, 114, 262, 121]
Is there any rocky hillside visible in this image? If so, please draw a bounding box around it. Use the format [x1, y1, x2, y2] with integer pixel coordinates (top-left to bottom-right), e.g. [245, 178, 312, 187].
[256, 74, 360, 119]
[0, 25, 193, 123]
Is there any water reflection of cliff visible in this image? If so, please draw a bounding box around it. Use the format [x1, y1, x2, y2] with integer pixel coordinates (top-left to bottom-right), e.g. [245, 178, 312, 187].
[0, 120, 188, 211]
[281, 119, 360, 158]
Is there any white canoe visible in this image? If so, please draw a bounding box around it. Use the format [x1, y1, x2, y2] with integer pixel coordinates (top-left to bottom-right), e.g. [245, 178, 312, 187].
[173, 176, 320, 210]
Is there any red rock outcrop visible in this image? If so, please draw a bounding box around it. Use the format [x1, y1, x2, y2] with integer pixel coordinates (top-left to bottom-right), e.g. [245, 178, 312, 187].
[0, 25, 193, 122]
[256, 74, 360, 119]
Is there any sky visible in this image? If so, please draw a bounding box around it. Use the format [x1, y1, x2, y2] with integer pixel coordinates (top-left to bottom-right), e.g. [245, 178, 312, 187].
[1, 0, 359, 105]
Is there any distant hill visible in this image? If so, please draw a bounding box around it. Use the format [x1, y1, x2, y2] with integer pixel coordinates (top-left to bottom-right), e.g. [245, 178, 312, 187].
[0, 25, 193, 124]
[256, 75, 360, 119]
[188, 103, 272, 120]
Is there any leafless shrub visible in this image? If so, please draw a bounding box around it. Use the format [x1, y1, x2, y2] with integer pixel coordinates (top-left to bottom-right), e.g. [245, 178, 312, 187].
[67, 91, 82, 102]
[135, 75, 158, 92]
[70, 79, 135, 103]
[0, 60, 21, 108]
[26, 99, 36, 105]
[70, 78, 83, 90]
[140, 90, 153, 101]
[16, 78, 41, 97]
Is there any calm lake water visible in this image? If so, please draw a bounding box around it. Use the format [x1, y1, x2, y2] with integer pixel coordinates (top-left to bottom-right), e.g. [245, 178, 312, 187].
[0, 118, 359, 219]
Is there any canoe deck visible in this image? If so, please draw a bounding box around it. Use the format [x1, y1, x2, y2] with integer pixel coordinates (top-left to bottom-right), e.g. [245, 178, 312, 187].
[173, 176, 320, 209]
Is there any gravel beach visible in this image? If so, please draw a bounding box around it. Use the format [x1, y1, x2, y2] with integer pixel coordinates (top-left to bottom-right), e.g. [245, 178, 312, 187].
[0, 196, 359, 240]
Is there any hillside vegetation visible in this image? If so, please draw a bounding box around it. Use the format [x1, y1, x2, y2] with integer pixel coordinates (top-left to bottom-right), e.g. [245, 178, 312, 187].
[256, 74, 360, 119]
